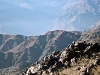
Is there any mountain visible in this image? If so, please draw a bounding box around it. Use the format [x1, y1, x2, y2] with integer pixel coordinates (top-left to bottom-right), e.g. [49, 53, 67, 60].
[21, 24, 100, 75]
[53, 0, 100, 31]
[22, 24, 100, 75]
[78, 24, 100, 43]
[0, 30, 81, 74]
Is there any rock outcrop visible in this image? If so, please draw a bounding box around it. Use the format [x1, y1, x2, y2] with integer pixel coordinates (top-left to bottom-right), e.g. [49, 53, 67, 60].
[24, 41, 100, 75]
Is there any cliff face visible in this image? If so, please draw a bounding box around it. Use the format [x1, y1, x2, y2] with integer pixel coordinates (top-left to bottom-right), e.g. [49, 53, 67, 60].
[0, 30, 81, 74]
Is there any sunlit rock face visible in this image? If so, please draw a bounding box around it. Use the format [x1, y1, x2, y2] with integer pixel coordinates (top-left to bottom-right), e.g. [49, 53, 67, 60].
[53, 0, 100, 31]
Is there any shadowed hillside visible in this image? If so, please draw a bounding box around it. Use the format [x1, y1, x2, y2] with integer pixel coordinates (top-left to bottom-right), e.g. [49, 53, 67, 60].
[0, 30, 81, 74]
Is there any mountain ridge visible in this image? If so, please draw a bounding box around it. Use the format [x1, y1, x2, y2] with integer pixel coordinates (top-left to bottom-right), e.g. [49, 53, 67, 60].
[1, 24, 100, 74]
[22, 24, 100, 75]
[0, 30, 81, 74]
[78, 24, 100, 43]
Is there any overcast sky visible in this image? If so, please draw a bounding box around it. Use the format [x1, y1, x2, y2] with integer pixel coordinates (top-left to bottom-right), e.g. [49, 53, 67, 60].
[0, 0, 100, 36]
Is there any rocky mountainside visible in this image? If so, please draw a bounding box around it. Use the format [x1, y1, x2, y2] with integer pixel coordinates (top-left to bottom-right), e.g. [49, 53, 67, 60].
[24, 41, 100, 75]
[53, 0, 100, 31]
[79, 24, 100, 43]
[21, 25, 100, 75]
[0, 30, 81, 74]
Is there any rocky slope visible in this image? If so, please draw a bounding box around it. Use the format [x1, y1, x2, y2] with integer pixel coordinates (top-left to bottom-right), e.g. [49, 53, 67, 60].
[24, 41, 100, 75]
[0, 30, 81, 74]
[22, 25, 100, 75]
[79, 24, 100, 43]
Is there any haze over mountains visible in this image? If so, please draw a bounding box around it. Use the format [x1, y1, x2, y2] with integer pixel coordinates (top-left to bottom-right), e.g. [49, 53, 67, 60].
[53, 0, 100, 31]
[0, 24, 100, 74]
[0, 0, 100, 35]
[0, 0, 100, 74]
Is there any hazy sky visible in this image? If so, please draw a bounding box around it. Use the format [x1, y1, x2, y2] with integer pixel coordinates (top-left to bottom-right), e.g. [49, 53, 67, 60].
[0, 0, 100, 36]
[0, 0, 60, 35]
